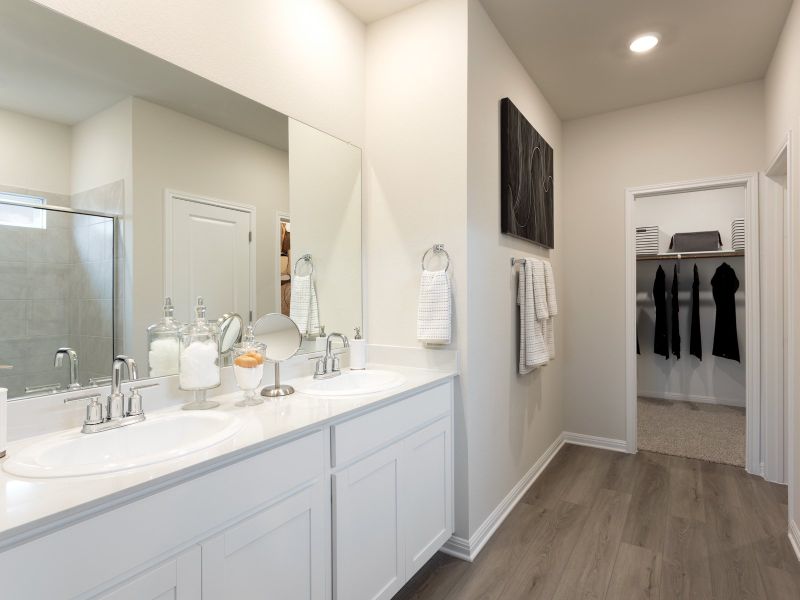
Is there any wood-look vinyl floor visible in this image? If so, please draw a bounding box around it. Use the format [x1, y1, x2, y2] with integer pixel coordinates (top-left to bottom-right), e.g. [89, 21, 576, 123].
[394, 444, 800, 600]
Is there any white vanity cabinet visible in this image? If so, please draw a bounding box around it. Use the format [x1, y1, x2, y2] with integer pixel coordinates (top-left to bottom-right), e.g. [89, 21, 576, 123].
[201, 482, 326, 599]
[94, 547, 201, 600]
[0, 431, 327, 600]
[331, 382, 453, 600]
[0, 376, 454, 600]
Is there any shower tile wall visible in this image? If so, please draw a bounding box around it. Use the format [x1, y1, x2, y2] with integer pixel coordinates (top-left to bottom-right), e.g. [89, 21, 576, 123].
[0, 187, 74, 396]
[0, 183, 119, 397]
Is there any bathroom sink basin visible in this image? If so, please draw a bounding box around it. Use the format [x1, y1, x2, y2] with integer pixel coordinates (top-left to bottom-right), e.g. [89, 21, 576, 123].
[294, 369, 406, 397]
[3, 411, 243, 479]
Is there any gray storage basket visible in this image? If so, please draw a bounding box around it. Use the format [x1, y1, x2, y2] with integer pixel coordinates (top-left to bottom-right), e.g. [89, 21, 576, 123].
[669, 231, 722, 252]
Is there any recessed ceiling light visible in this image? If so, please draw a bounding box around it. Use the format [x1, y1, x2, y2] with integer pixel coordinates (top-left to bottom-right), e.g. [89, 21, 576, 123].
[629, 34, 659, 54]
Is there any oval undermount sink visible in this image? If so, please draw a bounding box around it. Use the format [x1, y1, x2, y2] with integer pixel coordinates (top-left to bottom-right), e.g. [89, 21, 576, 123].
[294, 369, 406, 397]
[4, 411, 243, 479]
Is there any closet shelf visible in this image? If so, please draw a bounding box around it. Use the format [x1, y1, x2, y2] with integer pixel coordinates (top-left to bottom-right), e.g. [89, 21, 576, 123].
[636, 250, 744, 262]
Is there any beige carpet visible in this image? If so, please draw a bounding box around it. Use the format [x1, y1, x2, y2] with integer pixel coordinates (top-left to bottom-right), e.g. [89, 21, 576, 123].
[637, 397, 745, 467]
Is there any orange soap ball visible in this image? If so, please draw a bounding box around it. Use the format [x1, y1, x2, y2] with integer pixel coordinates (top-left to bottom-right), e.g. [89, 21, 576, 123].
[234, 355, 259, 368]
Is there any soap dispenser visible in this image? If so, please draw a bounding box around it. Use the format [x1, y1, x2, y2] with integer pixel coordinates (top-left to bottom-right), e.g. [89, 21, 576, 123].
[147, 297, 181, 377]
[179, 297, 221, 410]
[350, 326, 367, 370]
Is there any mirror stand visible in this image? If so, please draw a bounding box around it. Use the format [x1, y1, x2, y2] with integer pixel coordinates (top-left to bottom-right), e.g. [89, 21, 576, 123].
[261, 362, 295, 397]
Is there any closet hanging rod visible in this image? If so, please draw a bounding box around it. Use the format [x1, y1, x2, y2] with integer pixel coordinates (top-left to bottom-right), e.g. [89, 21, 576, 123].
[636, 250, 744, 262]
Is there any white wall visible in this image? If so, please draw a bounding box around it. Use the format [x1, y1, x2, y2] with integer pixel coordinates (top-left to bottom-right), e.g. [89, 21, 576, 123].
[635, 188, 746, 406]
[365, 0, 469, 533]
[0, 107, 71, 195]
[464, 0, 563, 538]
[563, 81, 765, 442]
[131, 98, 289, 364]
[289, 119, 362, 338]
[33, 0, 365, 147]
[765, 0, 800, 534]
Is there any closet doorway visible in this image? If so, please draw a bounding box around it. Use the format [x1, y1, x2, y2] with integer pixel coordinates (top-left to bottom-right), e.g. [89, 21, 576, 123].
[625, 174, 761, 474]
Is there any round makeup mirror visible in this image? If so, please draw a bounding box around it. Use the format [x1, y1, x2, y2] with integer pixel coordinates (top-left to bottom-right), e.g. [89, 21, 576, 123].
[217, 313, 244, 355]
[253, 312, 301, 397]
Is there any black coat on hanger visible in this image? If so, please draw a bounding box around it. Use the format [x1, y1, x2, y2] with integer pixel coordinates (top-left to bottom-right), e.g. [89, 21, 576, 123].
[711, 262, 740, 362]
[690, 264, 702, 360]
[671, 264, 681, 359]
[653, 266, 669, 358]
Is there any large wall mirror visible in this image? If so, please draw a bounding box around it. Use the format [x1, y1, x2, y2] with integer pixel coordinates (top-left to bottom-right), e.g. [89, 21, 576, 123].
[0, 0, 362, 399]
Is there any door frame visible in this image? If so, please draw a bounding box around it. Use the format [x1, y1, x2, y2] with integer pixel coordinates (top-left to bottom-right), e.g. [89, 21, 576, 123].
[624, 174, 761, 474]
[275, 211, 290, 312]
[764, 132, 793, 485]
[164, 189, 257, 321]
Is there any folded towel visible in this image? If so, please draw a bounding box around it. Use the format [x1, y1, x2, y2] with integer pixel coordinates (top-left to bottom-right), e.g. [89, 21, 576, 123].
[543, 260, 558, 358]
[417, 269, 451, 344]
[518, 259, 549, 373]
[290, 274, 320, 336]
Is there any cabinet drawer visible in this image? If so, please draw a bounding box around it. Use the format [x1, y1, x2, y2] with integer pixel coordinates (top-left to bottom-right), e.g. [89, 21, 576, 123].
[331, 382, 451, 468]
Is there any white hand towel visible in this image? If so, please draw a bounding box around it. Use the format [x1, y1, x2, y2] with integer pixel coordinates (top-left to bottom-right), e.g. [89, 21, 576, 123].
[543, 260, 558, 316]
[518, 259, 549, 374]
[289, 274, 320, 336]
[543, 259, 558, 358]
[417, 269, 451, 344]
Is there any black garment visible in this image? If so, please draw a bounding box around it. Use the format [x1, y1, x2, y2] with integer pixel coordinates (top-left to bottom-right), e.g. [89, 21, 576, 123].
[711, 262, 740, 362]
[671, 265, 681, 359]
[690, 264, 702, 360]
[653, 266, 669, 358]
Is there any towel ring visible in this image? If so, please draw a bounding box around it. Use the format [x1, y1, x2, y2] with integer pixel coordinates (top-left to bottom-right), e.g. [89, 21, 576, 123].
[421, 244, 450, 272]
[294, 254, 314, 276]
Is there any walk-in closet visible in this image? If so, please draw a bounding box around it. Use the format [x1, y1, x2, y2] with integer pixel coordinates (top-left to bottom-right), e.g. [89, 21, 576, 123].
[634, 184, 749, 466]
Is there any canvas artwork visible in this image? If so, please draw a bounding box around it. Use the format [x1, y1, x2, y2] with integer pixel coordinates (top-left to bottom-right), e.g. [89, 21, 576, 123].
[500, 97, 554, 248]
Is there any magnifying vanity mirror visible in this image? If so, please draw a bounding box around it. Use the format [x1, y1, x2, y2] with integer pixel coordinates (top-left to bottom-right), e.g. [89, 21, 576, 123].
[0, 0, 363, 400]
[253, 313, 302, 398]
[218, 314, 244, 361]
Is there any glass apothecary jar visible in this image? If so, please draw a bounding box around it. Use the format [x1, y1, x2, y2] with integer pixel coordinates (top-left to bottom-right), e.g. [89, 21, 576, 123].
[232, 325, 266, 406]
[179, 297, 221, 410]
[147, 297, 181, 377]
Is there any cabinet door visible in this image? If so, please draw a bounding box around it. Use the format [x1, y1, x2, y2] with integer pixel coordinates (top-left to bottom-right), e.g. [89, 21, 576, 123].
[93, 547, 201, 600]
[201, 482, 325, 600]
[333, 442, 403, 600]
[402, 417, 453, 577]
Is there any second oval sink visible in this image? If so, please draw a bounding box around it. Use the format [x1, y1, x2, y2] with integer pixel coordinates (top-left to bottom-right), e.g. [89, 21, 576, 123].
[3, 411, 243, 479]
[294, 369, 406, 397]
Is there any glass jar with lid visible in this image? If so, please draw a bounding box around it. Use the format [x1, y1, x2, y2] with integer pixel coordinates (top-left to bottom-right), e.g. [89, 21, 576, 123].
[232, 325, 266, 406]
[146, 297, 181, 377]
[179, 296, 221, 410]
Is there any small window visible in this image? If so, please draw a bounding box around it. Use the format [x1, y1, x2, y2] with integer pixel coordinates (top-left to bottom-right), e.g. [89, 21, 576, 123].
[0, 192, 46, 228]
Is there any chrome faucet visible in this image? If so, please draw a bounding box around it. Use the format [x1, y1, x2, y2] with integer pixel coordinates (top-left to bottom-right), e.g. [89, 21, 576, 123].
[54, 347, 80, 390]
[64, 355, 155, 434]
[312, 333, 349, 379]
[109, 355, 138, 420]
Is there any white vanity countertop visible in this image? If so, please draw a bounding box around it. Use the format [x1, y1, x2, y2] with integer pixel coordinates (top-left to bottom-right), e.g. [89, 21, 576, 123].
[0, 364, 455, 550]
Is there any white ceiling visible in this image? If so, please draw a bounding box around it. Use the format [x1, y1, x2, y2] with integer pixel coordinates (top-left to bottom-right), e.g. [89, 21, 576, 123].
[480, 0, 793, 119]
[343, 0, 793, 120]
[0, 0, 289, 149]
[339, 0, 425, 23]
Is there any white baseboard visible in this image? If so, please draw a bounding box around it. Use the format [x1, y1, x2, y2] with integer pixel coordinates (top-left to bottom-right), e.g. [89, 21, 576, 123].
[790, 519, 800, 562]
[562, 432, 629, 453]
[440, 433, 566, 562]
[639, 391, 745, 408]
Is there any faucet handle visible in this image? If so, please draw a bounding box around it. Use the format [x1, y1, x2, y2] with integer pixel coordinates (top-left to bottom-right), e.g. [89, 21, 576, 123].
[64, 392, 104, 425]
[129, 383, 158, 391]
[127, 383, 157, 417]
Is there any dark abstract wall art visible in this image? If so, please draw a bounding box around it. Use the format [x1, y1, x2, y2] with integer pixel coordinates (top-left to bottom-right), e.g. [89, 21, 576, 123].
[500, 97, 554, 248]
